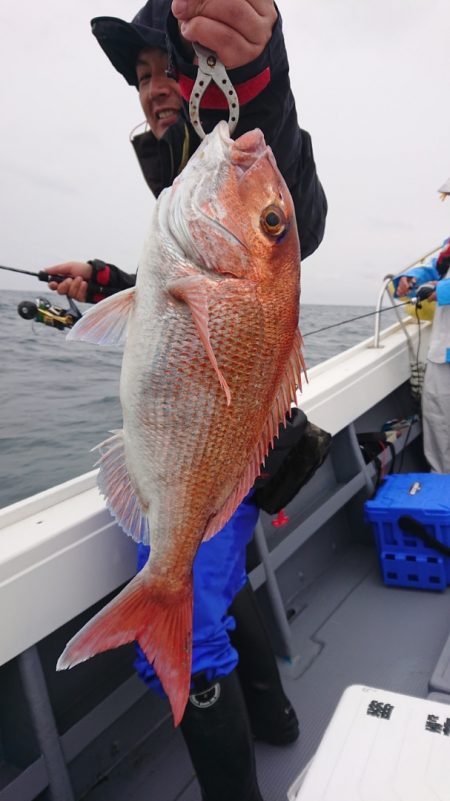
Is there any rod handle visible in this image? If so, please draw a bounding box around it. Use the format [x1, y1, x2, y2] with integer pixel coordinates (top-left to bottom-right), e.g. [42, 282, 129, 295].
[37, 271, 115, 298]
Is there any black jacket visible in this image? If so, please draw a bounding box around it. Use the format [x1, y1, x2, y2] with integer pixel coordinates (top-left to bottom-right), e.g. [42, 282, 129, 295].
[90, 9, 327, 295]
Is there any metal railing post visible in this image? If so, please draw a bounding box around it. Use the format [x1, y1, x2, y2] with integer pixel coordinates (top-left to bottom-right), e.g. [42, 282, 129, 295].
[18, 646, 75, 801]
[252, 519, 293, 658]
[372, 275, 413, 351]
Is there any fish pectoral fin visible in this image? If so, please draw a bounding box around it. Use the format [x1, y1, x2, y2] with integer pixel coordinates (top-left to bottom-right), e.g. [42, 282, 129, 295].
[67, 286, 136, 346]
[93, 430, 150, 544]
[167, 274, 232, 405]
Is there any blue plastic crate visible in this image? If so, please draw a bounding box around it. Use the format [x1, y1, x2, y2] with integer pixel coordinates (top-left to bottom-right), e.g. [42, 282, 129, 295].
[364, 473, 450, 591]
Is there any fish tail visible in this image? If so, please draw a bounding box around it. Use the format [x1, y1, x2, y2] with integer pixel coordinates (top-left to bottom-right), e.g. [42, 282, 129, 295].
[57, 572, 193, 726]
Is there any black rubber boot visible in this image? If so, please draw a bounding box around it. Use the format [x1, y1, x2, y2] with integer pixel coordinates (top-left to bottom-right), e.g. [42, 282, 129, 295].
[229, 582, 299, 746]
[180, 670, 265, 801]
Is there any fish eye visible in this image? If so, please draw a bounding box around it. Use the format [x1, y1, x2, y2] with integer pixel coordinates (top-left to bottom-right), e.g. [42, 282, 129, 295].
[260, 205, 287, 237]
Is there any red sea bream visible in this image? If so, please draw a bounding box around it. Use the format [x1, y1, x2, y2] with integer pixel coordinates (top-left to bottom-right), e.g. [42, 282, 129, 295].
[57, 121, 304, 725]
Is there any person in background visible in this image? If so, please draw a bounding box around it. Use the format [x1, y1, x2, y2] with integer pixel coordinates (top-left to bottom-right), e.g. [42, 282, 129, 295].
[44, 3, 328, 800]
[394, 210, 450, 473]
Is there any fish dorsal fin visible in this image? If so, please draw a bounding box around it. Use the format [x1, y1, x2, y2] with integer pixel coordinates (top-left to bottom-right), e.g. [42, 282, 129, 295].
[202, 329, 305, 541]
[67, 287, 136, 346]
[93, 430, 150, 544]
[167, 274, 231, 405]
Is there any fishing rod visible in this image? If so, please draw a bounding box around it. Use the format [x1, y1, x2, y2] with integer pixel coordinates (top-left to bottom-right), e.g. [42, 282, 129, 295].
[303, 240, 445, 338]
[302, 300, 425, 338]
[0, 263, 116, 296]
[0, 264, 68, 284]
[1, 264, 81, 330]
[1, 263, 115, 331]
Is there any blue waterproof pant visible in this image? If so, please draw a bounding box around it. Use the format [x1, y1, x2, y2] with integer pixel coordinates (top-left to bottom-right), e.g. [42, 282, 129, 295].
[134, 495, 259, 695]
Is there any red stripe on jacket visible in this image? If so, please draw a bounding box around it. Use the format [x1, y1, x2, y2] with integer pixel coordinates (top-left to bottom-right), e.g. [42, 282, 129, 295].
[179, 68, 271, 110]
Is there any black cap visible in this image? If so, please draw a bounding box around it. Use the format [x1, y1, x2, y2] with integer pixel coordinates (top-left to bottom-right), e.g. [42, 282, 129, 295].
[91, 0, 171, 88]
[438, 177, 450, 197]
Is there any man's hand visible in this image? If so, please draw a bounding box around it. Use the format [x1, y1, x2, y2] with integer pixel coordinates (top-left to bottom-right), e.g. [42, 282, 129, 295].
[45, 262, 93, 302]
[416, 281, 438, 303]
[171, 0, 277, 68]
[396, 276, 417, 297]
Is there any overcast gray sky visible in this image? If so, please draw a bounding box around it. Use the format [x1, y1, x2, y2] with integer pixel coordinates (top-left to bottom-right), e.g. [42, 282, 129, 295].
[1, 0, 449, 304]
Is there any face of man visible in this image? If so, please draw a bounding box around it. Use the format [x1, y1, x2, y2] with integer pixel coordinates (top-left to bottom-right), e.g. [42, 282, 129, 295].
[136, 48, 182, 140]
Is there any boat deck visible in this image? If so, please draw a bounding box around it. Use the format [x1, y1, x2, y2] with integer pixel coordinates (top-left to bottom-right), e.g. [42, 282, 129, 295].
[81, 542, 450, 801]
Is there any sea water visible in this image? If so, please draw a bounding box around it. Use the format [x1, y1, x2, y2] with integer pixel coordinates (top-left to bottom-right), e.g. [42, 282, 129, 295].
[0, 290, 390, 508]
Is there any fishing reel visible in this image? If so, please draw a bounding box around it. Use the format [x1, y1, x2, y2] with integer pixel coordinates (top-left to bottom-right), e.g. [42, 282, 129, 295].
[413, 283, 436, 304]
[17, 297, 82, 331]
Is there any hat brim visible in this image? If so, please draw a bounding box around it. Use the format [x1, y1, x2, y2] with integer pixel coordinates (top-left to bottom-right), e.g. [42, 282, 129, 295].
[91, 16, 167, 87]
[438, 178, 450, 196]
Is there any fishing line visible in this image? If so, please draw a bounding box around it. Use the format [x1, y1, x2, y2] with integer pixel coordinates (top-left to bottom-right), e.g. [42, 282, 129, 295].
[302, 302, 409, 338]
[304, 299, 426, 477]
[302, 238, 443, 339]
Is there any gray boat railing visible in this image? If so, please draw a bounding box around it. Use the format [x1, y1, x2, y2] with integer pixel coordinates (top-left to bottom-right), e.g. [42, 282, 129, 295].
[372, 274, 414, 351]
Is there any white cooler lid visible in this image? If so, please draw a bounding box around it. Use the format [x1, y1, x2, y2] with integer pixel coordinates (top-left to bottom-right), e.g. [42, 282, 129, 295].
[288, 685, 450, 801]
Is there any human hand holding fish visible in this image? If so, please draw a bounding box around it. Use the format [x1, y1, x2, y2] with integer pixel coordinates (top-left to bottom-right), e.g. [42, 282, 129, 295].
[171, 0, 277, 68]
[57, 121, 304, 727]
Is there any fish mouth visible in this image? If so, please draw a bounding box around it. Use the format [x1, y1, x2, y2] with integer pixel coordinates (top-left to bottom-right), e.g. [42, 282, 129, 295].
[230, 128, 270, 176]
[213, 122, 270, 176]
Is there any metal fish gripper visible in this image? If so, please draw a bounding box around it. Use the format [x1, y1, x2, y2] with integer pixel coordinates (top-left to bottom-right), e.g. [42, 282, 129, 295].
[189, 43, 240, 139]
